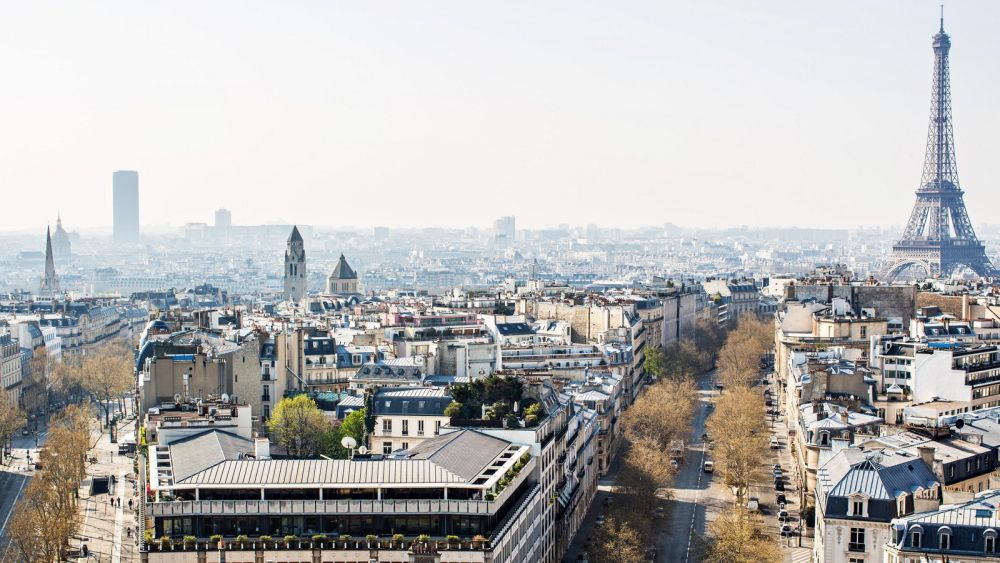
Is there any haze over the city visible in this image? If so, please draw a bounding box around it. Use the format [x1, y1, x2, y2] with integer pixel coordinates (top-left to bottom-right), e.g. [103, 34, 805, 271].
[2, 1, 1000, 232]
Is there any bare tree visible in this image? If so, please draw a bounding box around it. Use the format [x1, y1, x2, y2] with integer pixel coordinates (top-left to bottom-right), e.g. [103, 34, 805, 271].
[81, 346, 135, 429]
[703, 507, 781, 563]
[706, 386, 768, 503]
[591, 517, 647, 563]
[0, 387, 26, 464]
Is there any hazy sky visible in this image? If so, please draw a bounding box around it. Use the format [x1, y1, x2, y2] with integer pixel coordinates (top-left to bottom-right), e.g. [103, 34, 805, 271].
[2, 1, 999, 232]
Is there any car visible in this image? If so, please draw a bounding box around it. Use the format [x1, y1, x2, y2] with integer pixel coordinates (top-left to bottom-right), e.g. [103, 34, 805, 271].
[670, 459, 680, 469]
[773, 469, 783, 479]
[770, 436, 780, 449]
[21, 429, 29, 436]
[707, 441, 715, 449]
[701, 433, 710, 442]
[778, 509, 789, 521]
[776, 494, 787, 505]
[775, 480, 785, 492]
[595, 514, 606, 526]
[773, 464, 782, 471]
[747, 497, 760, 512]
[780, 524, 792, 537]
[604, 495, 613, 506]
[652, 506, 665, 519]
[715, 383, 724, 390]
[703, 461, 714, 473]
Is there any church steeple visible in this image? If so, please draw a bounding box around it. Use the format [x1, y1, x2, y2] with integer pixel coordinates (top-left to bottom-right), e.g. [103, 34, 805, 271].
[283, 225, 307, 302]
[40, 225, 60, 296]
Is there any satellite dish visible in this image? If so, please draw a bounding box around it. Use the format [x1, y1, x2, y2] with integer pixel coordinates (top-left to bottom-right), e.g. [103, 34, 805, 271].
[358, 446, 369, 455]
[341, 436, 357, 450]
[956, 418, 965, 429]
[221, 393, 230, 403]
[173, 394, 182, 402]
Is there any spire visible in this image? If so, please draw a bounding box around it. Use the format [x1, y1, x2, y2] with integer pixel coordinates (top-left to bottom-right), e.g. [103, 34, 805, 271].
[940, 4, 945, 34]
[40, 225, 60, 296]
[288, 225, 303, 243]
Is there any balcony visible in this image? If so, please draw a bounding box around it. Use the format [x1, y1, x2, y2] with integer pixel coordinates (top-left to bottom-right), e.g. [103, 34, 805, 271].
[149, 498, 500, 517]
[848, 542, 865, 553]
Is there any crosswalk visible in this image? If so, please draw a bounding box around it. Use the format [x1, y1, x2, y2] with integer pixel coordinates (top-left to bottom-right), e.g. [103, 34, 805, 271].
[784, 546, 812, 563]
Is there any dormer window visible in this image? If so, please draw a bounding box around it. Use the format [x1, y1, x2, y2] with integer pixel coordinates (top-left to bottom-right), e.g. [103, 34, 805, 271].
[938, 527, 952, 550]
[819, 432, 830, 446]
[910, 526, 923, 548]
[986, 530, 997, 552]
[850, 495, 868, 518]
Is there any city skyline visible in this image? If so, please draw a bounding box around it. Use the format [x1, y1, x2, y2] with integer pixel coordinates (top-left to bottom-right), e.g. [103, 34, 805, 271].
[1, 2, 999, 232]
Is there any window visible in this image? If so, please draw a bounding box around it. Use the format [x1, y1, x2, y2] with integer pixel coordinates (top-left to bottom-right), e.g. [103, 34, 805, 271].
[435, 420, 441, 435]
[382, 419, 392, 434]
[849, 527, 866, 552]
[852, 499, 865, 517]
[849, 559, 865, 563]
[950, 466, 956, 479]
[402, 420, 409, 436]
[819, 432, 830, 446]
[987, 533, 996, 552]
[911, 530, 922, 548]
[418, 420, 425, 435]
[401, 442, 409, 450]
[383, 442, 392, 454]
[860, 326, 867, 338]
[939, 531, 950, 550]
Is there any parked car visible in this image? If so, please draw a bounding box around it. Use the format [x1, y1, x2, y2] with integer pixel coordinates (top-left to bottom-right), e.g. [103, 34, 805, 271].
[670, 459, 680, 469]
[773, 469, 783, 480]
[773, 464, 782, 471]
[775, 480, 785, 492]
[770, 436, 780, 449]
[747, 497, 760, 512]
[778, 510, 789, 522]
[780, 524, 793, 537]
[776, 494, 787, 505]
[703, 461, 714, 473]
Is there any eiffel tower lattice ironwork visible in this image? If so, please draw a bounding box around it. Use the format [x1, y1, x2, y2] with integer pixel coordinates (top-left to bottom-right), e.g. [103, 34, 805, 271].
[880, 14, 995, 280]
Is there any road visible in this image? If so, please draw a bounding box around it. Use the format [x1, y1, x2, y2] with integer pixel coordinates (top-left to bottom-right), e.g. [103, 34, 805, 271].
[655, 370, 728, 563]
[0, 417, 51, 557]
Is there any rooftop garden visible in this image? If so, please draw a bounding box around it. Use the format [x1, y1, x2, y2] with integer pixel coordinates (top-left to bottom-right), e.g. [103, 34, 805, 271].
[444, 375, 544, 428]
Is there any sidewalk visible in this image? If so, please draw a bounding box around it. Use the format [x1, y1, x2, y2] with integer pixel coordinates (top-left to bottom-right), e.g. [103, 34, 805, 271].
[73, 412, 140, 563]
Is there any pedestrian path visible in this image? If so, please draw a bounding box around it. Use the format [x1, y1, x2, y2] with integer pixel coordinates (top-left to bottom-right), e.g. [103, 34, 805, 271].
[785, 545, 812, 563]
[113, 470, 126, 563]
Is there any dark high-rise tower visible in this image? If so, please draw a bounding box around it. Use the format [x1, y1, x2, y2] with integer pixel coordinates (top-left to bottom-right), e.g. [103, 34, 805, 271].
[881, 16, 995, 280]
[113, 170, 140, 244]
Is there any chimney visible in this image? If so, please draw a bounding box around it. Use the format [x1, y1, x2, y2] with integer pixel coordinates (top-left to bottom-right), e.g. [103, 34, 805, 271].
[254, 437, 271, 460]
[917, 446, 935, 469]
[840, 411, 850, 425]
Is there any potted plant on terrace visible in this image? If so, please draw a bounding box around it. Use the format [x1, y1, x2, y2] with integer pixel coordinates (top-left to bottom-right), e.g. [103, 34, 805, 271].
[235, 534, 249, 549]
[365, 534, 378, 547]
[338, 534, 352, 548]
[159, 536, 172, 550]
[311, 534, 326, 548]
[472, 534, 488, 549]
[260, 535, 273, 548]
[283, 535, 298, 548]
[446, 535, 460, 549]
[417, 534, 431, 546]
[209, 534, 223, 550]
[182, 536, 196, 550]
[392, 533, 405, 548]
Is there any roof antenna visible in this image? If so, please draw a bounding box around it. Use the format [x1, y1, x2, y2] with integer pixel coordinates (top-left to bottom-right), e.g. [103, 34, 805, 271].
[939, 4, 945, 33]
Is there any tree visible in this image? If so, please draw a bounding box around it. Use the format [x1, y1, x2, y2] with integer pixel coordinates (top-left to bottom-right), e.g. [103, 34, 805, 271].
[319, 425, 349, 459]
[340, 408, 366, 445]
[591, 518, 646, 563]
[703, 507, 780, 563]
[643, 346, 665, 379]
[81, 346, 134, 429]
[267, 395, 330, 458]
[0, 388, 26, 464]
[706, 387, 768, 503]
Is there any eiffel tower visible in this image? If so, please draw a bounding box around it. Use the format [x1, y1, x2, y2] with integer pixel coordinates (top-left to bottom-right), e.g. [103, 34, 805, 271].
[881, 14, 996, 281]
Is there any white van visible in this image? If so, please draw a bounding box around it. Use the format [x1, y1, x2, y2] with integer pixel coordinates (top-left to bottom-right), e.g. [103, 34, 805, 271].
[703, 460, 714, 473]
[769, 436, 780, 449]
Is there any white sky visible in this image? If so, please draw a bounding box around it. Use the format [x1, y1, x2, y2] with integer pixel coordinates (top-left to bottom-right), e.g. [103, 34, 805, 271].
[2, 1, 999, 232]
